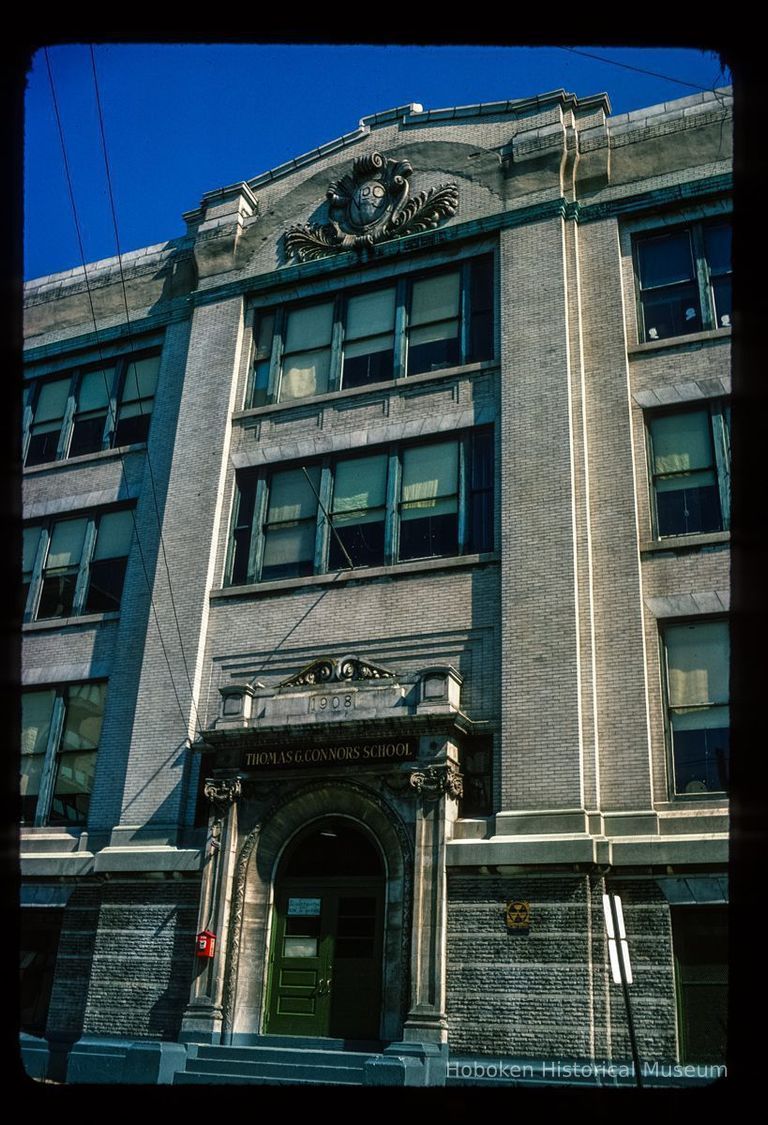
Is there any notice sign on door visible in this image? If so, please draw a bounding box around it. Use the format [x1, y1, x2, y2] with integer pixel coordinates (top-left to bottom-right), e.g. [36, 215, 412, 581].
[288, 898, 321, 917]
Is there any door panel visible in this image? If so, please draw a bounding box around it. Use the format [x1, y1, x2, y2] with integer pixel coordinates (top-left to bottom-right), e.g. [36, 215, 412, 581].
[266, 894, 332, 1036]
[266, 883, 383, 1039]
[329, 894, 383, 1039]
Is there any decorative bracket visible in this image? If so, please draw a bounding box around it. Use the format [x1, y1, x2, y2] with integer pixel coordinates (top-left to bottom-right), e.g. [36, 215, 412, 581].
[408, 762, 463, 801]
[204, 777, 242, 811]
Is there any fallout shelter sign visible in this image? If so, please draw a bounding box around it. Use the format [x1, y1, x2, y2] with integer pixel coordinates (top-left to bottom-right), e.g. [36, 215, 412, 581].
[505, 900, 531, 933]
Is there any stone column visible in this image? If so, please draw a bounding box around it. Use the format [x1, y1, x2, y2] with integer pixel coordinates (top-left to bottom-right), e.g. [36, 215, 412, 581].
[180, 776, 241, 1044]
[402, 755, 462, 1045]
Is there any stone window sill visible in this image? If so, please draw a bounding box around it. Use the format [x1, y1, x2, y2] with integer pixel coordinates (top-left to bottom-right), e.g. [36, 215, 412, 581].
[212, 551, 500, 600]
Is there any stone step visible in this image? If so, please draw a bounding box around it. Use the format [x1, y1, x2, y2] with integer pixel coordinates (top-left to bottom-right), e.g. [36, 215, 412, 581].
[175, 1071, 360, 1086]
[184, 1056, 367, 1083]
[190, 1044, 374, 1069]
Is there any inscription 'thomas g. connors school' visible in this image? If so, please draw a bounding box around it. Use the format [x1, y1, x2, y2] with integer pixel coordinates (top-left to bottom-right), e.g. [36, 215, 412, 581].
[243, 741, 416, 769]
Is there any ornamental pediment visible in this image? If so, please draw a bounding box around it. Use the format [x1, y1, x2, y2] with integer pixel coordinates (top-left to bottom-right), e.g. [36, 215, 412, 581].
[284, 150, 459, 262]
[278, 654, 396, 690]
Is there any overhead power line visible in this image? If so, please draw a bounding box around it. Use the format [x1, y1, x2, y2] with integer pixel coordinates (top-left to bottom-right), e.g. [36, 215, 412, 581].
[43, 47, 199, 740]
[559, 46, 729, 93]
[88, 44, 203, 737]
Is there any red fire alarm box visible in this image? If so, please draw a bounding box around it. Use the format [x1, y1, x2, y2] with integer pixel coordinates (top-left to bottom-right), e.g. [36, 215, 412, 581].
[196, 929, 216, 959]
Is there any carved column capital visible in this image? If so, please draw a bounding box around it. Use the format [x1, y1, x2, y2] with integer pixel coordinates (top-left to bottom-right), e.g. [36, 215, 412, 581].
[204, 776, 242, 809]
[408, 762, 463, 801]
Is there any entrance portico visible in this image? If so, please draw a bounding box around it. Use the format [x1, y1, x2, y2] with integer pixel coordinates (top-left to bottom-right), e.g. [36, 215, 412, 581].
[181, 655, 468, 1055]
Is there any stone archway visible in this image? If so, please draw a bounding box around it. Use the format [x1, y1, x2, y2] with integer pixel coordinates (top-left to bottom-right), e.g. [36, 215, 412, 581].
[223, 779, 413, 1043]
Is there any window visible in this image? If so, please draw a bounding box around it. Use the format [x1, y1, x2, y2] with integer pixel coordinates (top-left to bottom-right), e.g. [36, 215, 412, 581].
[24, 508, 134, 622]
[672, 907, 728, 1064]
[458, 736, 493, 817]
[228, 429, 494, 585]
[245, 256, 494, 407]
[647, 402, 730, 537]
[23, 351, 160, 467]
[662, 620, 729, 796]
[21, 681, 107, 826]
[634, 219, 731, 343]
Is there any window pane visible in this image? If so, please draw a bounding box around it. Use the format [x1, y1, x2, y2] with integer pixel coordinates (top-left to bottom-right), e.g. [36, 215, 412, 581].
[121, 356, 160, 403]
[84, 559, 128, 614]
[262, 524, 316, 578]
[93, 511, 133, 560]
[409, 321, 460, 347]
[46, 519, 88, 569]
[641, 284, 702, 341]
[50, 750, 97, 826]
[251, 313, 275, 406]
[22, 689, 56, 757]
[651, 411, 713, 474]
[284, 303, 334, 352]
[671, 710, 729, 794]
[469, 430, 494, 552]
[401, 442, 459, 518]
[666, 622, 729, 707]
[61, 682, 106, 753]
[346, 289, 396, 339]
[118, 399, 154, 420]
[711, 277, 732, 329]
[281, 350, 331, 399]
[342, 342, 394, 388]
[77, 369, 111, 412]
[231, 475, 257, 585]
[37, 575, 78, 619]
[704, 223, 731, 276]
[34, 379, 70, 422]
[655, 480, 721, 537]
[20, 755, 44, 822]
[113, 412, 151, 447]
[255, 313, 275, 359]
[410, 273, 460, 325]
[638, 231, 695, 288]
[69, 416, 106, 457]
[23, 527, 39, 577]
[267, 469, 319, 523]
[329, 521, 385, 570]
[332, 455, 387, 522]
[468, 257, 494, 362]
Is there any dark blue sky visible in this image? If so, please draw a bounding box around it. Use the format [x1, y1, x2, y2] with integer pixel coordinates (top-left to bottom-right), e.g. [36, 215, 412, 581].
[24, 44, 730, 281]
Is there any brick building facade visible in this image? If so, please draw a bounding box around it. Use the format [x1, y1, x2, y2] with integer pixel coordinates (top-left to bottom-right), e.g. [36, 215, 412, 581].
[21, 85, 731, 1085]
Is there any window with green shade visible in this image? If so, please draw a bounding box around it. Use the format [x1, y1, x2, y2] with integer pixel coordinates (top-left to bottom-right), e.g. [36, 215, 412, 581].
[24, 507, 134, 622]
[228, 428, 494, 585]
[662, 620, 729, 796]
[647, 402, 730, 538]
[24, 349, 161, 467]
[21, 682, 107, 827]
[246, 255, 494, 407]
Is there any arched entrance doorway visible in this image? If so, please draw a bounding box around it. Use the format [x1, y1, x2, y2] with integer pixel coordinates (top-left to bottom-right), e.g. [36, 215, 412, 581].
[264, 818, 385, 1040]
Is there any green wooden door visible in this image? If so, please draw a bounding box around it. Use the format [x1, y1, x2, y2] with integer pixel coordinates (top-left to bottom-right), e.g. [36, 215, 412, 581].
[266, 892, 333, 1037]
[266, 882, 383, 1039]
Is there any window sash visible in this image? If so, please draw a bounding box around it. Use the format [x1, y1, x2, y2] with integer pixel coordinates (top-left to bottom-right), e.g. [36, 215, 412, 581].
[648, 404, 729, 538]
[25, 509, 133, 622]
[663, 621, 730, 796]
[21, 683, 106, 827]
[229, 430, 493, 584]
[247, 256, 495, 407]
[24, 351, 160, 465]
[635, 219, 732, 343]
